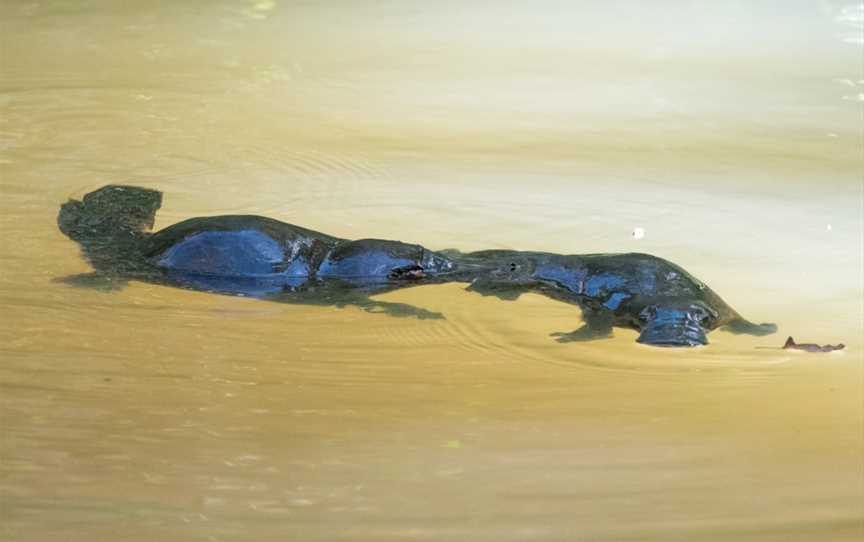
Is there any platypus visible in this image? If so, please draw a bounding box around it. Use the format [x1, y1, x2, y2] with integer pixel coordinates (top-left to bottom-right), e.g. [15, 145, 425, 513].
[57, 185, 462, 319]
[58, 185, 777, 346]
[447, 249, 777, 347]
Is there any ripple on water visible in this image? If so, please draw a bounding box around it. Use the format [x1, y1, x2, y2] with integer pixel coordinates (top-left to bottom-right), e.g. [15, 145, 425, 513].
[402, 288, 802, 379]
[3, 83, 395, 227]
[509, 331, 803, 380]
[148, 148, 395, 222]
[275, 280, 805, 383]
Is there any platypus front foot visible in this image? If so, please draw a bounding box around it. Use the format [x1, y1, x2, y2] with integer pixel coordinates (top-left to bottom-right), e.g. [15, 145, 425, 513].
[361, 301, 444, 320]
[551, 325, 613, 343]
[55, 273, 129, 292]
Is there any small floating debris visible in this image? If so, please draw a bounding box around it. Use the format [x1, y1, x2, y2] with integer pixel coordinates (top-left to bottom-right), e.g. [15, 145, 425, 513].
[632, 227, 645, 240]
[783, 336, 845, 353]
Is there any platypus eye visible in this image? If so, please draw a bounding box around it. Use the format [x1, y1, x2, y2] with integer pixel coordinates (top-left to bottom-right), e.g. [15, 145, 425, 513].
[638, 306, 657, 322]
[689, 304, 717, 322]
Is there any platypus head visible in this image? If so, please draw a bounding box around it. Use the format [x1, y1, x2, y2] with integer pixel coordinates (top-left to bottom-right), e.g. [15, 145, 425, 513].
[58, 185, 162, 242]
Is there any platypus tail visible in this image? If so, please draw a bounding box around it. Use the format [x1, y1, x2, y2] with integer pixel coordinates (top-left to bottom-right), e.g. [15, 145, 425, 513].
[58, 185, 162, 242]
[722, 318, 778, 336]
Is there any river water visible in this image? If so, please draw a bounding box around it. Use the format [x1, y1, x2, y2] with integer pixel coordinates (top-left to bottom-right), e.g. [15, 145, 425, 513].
[1, 1, 863, 541]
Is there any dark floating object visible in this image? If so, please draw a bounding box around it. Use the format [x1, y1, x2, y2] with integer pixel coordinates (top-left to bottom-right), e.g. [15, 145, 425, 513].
[783, 336, 845, 353]
[57, 185, 778, 348]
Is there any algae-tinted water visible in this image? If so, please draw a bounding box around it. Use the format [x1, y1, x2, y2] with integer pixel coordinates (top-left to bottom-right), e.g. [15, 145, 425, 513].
[1, 1, 862, 541]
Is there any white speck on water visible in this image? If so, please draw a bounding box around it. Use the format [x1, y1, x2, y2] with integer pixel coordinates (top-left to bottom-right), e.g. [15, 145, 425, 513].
[632, 227, 645, 240]
[826, 224, 832, 231]
[252, 0, 276, 12]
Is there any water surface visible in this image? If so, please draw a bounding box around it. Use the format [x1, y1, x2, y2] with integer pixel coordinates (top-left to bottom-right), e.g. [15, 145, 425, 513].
[1, 1, 863, 541]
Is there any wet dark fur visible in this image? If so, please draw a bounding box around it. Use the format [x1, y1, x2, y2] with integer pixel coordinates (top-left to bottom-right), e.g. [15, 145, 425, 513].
[450, 249, 777, 346]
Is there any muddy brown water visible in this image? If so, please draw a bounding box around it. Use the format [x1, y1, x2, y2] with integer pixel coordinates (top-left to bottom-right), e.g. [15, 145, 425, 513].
[1, 1, 863, 541]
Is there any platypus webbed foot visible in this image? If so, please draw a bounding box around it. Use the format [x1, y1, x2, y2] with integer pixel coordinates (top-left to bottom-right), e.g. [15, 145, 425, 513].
[55, 273, 129, 292]
[357, 300, 444, 320]
[551, 309, 614, 343]
[551, 325, 613, 343]
[722, 318, 778, 336]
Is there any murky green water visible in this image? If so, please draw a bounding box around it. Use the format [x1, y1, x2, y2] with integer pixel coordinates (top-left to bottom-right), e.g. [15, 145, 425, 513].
[1, 1, 863, 541]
